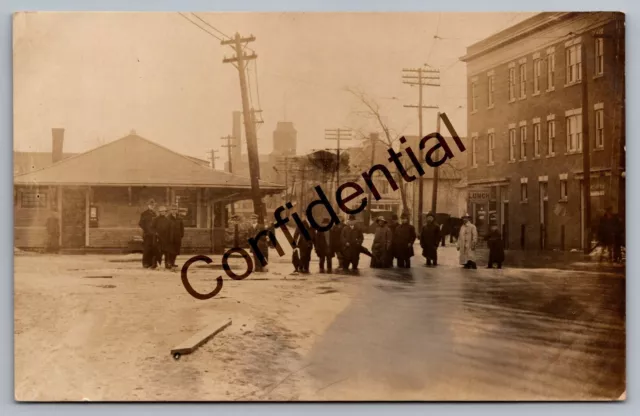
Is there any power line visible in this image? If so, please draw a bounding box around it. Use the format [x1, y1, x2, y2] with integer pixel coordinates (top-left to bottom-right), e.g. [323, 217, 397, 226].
[191, 13, 232, 40]
[177, 12, 224, 42]
[254, 60, 263, 111]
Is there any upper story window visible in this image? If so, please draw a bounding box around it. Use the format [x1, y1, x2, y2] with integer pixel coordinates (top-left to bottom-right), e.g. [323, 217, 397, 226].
[488, 130, 495, 165]
[566, 42, 582, 84]
[566, 109, 583, 153]
[547, 48, 556, 90]
[509, 128, 517, 161]
[547, 117, 556, 156]
[595, 103, 605, 148]
[487, 74, 495, 107]
[595, 37, 604, 75]
[519, 62, 527, 98]
[519, 124, 527, 160]
[471, 134, 478, 167]
[508, 66, 516, 101]
[533, 121, 541, 157]
[533, 58, 542, 94]
[471, 81, 478, 112]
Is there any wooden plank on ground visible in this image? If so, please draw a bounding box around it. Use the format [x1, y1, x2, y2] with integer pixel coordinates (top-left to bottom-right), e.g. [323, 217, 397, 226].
[171, 319, 232, 356]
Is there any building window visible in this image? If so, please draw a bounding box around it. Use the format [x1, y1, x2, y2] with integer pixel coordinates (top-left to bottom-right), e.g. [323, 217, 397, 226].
[519, 63, 527, 98]
[547, 52, 556, 90]
[595, 108, 604, 148]
[488, 75, 495, 107]
[508, 67, 516, 101]
[488, 132, 495, 164]
[175, 188, 198, 227]
[520, 183, 528, 202]
[566, 114, 583, 152]
[533, 59, 542, 93]
[509, 128, 516, 161]
[471, 135, 478, 167]
[519, 125, 527, 160]
[21, 189, 48, 208]
[566, 44, 582, 84]
[547, 120, 556, 156]
[560, 179, 568, 200]
[471, 81, 478, 112]
[533, 122, 541, 157]
[595, 37, 604, 75]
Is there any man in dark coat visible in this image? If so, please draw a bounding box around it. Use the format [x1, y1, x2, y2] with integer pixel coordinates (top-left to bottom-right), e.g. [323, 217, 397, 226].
[152, 206, 171, 269]
[388, 214, 399, 267]
[341, 215, 364, 271]
[394, 213, 417, 268]
[371, 216, 392, 268]
[138, 199, 158, 269]
[485, 222, 505, 269]
[314, 218, 334, 273]
[331, 221, 346, 270]
[420, 212, 440, 267]
[293, 219, 314, 273]
[248, 214, 270, 272]
[164, 204, 184, 270]
[45, 212, 60, 253]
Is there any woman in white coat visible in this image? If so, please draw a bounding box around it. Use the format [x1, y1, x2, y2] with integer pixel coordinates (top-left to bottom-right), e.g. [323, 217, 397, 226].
[457, 214, 478, 269]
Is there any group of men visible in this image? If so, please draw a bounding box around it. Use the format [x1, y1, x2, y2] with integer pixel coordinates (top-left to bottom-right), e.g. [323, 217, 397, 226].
[138, 199, 185, 270]
[290, 214, 365, 273]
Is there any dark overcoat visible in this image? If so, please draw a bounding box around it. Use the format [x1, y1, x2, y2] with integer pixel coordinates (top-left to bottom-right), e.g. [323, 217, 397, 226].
[420, 222, 440, 258]
[486, 230, 505, 263]
[393, 223, 417, 258]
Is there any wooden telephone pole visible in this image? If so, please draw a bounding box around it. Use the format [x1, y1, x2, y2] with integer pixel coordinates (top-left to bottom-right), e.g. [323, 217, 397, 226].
[208, 149, 220, 170]
[222, 33, 264, 225]
[403, 66, 440, 229]
[431, 112, 441, 213]
[325, 128, 352, 193]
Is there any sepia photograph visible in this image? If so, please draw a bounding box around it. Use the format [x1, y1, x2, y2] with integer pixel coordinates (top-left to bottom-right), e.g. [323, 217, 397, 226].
[13, 11, 625, 401]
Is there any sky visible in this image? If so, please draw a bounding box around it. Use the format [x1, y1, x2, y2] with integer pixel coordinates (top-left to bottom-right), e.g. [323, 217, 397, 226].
[13, 12, 536, 163]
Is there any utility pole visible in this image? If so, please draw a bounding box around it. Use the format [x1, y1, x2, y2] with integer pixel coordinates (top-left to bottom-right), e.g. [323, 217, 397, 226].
[431, 112, 441, 213]
[221, 134, 238, 246]
[208, 149, 220, 170]
[325, 128, 352, 191]
[365, 133, 378, 227]
[222, 33, 264, 226]
[403, 65, 440, 229]
[580, 40, 591, 254]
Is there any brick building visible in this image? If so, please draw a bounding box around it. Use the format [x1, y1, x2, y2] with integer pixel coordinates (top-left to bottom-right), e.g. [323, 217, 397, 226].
[460, 12, 625, 250]
[14, 131, 283, 252]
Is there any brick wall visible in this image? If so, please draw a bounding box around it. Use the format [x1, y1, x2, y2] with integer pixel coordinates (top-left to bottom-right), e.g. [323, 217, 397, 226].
[465, 15, 623, 251]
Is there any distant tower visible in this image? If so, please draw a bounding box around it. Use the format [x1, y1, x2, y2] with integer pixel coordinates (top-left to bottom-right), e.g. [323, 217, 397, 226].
[272, 122, 297, 156]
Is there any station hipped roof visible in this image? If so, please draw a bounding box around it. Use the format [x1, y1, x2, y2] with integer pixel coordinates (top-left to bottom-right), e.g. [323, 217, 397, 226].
[14, 134, 284, 193]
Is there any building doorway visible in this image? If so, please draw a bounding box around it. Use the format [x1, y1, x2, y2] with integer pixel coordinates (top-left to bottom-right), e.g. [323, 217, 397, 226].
[61, 188, 86, 248]
[539, 181, 548, 249]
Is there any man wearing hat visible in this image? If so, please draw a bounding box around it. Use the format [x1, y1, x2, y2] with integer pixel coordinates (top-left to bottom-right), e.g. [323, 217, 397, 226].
[420, 212, 441, 267]
[371, 216, 392, 268]
[138, 198, 158, 269]
[293, 218, 314, 273]
[457, 213, 478, 269]
[341, 214, 364, 271]
[394, 212, 417, 268]
[388, 214, 400, 267]
[165, 204, 184, 270]
[248, 214, 269, 272]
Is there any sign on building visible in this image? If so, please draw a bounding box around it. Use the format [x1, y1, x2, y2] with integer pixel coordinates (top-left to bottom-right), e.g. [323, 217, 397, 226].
[469, 188, 491, 203]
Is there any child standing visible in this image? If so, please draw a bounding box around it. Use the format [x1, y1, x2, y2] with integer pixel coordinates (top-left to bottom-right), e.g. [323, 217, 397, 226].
[486, 222, 505, 269]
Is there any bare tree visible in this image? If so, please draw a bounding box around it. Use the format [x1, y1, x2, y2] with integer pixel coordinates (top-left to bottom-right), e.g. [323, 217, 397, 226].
[346, 87, 411, 214]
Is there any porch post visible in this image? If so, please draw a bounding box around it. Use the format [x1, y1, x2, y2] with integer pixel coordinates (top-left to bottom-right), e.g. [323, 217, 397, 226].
[85, 187, 90, 247]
